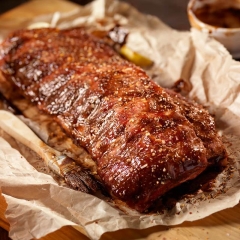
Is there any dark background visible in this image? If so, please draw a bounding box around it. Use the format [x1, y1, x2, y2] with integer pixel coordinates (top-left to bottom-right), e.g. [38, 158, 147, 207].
[0, 0, 190, 239]
[0, 0, 190, 30]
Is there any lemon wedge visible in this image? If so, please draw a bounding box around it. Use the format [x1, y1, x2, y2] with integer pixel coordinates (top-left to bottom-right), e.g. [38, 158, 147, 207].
[119, 45, 153, 68]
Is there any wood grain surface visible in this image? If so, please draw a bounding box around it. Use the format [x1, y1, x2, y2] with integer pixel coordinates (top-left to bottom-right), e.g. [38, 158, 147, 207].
[0, 0, 240, 240]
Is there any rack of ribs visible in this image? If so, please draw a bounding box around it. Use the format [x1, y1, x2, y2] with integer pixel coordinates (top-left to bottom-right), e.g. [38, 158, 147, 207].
[0, 28, 226, 212]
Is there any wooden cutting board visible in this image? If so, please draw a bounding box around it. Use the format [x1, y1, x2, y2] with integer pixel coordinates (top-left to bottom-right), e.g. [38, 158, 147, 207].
[0, 0, 240, 239]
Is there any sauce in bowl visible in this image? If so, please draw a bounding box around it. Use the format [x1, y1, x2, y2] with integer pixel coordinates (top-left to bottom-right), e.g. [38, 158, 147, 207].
[194, 5, 240, 29]
[188, 0, 240, 58]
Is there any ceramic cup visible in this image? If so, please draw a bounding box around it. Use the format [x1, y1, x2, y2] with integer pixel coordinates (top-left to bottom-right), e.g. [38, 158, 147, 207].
[188, 0, 240, 58]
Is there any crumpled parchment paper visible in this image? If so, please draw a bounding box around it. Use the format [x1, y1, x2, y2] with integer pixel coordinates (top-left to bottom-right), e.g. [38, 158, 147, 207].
[0, 0, 240, 239]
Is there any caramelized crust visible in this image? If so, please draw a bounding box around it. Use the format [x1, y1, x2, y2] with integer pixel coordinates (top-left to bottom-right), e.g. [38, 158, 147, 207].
[0, 28, 225, 212]
[166, 89, 226, 163]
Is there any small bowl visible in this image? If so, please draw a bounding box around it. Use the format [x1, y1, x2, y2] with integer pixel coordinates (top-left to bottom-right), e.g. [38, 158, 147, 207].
[188, 0, 240, 58]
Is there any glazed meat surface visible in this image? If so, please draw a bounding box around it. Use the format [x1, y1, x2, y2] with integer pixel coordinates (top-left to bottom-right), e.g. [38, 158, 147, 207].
[0, 28, 225, 212]
[166, 89, 226, 163]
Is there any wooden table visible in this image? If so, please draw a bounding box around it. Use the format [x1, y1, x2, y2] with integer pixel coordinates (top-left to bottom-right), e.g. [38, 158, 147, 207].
[0, 0, 240, 239]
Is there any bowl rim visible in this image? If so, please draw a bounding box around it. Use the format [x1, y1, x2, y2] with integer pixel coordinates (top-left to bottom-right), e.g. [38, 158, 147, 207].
[187, 0, 240, 32]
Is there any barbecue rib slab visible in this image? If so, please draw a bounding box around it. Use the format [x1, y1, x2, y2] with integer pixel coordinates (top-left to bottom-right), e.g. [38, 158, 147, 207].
[0, 28, 226, 212]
